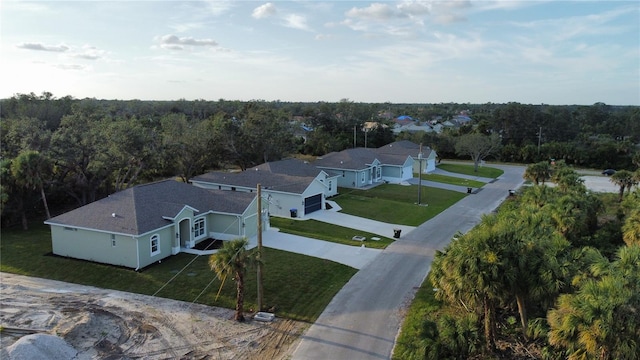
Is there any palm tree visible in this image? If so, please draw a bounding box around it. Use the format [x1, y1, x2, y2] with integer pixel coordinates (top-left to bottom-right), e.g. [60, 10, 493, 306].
[524, 161, 551, 185]
[548, 245, 640, 360]
[208, 237, 255, 322]
[622, 208, 640, 246]
[10, 150, 52, 229]
[610, 170, 636, 201]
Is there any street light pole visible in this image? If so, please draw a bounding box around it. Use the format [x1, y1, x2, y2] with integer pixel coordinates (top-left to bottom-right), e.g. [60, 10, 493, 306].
[418, 143, 423, 205]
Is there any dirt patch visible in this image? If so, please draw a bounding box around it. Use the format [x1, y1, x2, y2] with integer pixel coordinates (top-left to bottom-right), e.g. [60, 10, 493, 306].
[0, 273, 307, 359]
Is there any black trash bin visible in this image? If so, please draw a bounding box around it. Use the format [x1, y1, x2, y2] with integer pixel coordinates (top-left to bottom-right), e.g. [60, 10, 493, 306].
[393, 229, 401, 238]
[290, 208, 298, 218]
[467, 187, 473, 194]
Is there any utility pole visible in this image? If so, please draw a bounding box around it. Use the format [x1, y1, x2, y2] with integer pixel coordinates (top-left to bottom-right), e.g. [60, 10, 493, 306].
[417, 143, 423, 205]
[537, 127, 542, 155]
[353, 125, 356, 148]
[256, 184, 264, 311]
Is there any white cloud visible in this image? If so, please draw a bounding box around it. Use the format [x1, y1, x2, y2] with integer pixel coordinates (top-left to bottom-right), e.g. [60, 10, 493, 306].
[16, 42, 69, 52]
[54, 64, 85, 70]
[346, 3, 401, 21]
[283, 14, 311, 31]
[156, 34, 218, 50]
[252, 3, 277, 19]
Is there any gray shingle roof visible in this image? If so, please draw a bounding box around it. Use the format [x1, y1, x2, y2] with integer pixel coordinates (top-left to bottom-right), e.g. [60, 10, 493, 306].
[45, 180, 255, 235]
[314, 147, 408, 169]
[376, 140, 433, 158]
[252, 158, 322, 177]
[192, 159, 319, 194]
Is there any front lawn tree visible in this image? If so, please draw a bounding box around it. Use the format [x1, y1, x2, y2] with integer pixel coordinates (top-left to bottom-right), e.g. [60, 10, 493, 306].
[454, 133, 501, 172]
[208, 237, 256, 322]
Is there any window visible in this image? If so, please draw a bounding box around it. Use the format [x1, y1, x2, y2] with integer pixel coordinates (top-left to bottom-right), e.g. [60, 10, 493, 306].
[194, 218, 205, 237]
[361, 172, 365, 183]
[150, 234, 160, 256]
[376, 167, 381, 178]
[111, 234, 116, 247]
[329, 180, 333, 191]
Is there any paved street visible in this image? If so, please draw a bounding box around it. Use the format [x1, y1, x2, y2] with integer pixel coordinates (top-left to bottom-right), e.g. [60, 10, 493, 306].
[292, 164, 526, 360]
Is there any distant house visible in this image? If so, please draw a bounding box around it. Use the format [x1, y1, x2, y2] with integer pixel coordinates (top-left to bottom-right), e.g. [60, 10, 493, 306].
[44, 180, 261, 270]
[377, 140, 437, 174]
[314, 148, 413, 189]
[191, 158, 338, 219]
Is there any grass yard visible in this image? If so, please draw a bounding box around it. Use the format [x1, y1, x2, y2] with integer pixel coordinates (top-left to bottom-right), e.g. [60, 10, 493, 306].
[393, 278, 443, 360]
[0, 223, 356, 322]
[334, 184, 466, 226]
[437, 163, 504, 178]
[270, 217, 393, 249]
[416, 173, 486, 188]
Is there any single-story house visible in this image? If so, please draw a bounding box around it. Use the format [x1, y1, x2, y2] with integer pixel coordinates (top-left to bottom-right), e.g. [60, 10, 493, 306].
[191, 158, 339, 219]
[44, 180, 263, 270]
[313, 148, 414, 189]
[376, 140, 438, 174]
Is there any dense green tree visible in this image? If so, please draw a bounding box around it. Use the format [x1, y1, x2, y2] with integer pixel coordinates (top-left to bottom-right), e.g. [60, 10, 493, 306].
[50, 112, 111, 205]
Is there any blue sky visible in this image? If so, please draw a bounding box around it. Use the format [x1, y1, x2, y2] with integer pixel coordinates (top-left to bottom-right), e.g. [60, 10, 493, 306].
[2, 1, 638, 105]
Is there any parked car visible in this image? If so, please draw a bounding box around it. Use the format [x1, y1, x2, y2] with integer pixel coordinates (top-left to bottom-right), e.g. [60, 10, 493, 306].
[602, 169, 616, 176]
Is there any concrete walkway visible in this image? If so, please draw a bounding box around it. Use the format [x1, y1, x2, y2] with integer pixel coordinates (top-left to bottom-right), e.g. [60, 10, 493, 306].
[249, 230, 382, 270]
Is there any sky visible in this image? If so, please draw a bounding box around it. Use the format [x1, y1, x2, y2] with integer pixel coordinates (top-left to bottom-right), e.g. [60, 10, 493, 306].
[1, 1, 639, 105]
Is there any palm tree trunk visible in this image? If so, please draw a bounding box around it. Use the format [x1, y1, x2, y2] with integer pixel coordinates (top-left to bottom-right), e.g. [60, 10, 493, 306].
[39, 185, 51, 219]
[516, 293, 528, 340]
[484, 296, 496, 352]
[235, 270, 245, 322]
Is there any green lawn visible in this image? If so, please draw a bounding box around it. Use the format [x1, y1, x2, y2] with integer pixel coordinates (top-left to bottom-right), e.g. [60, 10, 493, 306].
[437, 163, 504, 178]
[0, 223, 356, 322]
[416, 173, 486, 188]
[393, 278, 443, 360]
[270, 217, 393, 249]
[334, 184, 466, 226]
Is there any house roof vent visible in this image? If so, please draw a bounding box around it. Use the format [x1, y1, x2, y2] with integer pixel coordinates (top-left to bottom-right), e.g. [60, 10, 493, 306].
[111, 213, 117, 218]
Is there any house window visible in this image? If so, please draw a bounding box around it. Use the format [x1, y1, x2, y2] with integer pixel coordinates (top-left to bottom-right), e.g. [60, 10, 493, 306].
[194, 218, 205, 237]
[361, 172, 365, 183]
[231, 187, 236, 191]
[63, 227, 77, 231]
[376, 167, 381, 178]
[111, 234, 116, 247]
[329, 180, 333, 191]
[150, 234, 160, 256]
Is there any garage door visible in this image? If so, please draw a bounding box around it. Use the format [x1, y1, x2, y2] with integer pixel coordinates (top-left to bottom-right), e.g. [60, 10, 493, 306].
[304, 194, 322, 215]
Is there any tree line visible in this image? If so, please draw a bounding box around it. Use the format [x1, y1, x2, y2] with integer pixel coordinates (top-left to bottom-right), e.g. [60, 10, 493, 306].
[1, 92, 638, 228]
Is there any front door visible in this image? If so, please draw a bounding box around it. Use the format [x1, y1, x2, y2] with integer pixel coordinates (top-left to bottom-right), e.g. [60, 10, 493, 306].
[179, 219, 190, 248]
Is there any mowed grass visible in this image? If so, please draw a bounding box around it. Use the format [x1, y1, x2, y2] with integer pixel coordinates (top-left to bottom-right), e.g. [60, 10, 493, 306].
[393, 278, 442, 360]
[416, 173, 486, 188]
[0, 223, 356, 322]
[334, 184, 466, 226]
[270, 217, 393, 249]
[437, 163, 504, 178]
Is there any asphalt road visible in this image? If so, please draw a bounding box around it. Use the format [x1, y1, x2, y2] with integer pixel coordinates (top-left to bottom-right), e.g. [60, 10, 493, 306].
[291, 164, 526, 360]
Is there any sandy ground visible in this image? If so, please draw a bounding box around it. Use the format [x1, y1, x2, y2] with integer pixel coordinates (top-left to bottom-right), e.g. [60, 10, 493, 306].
[0, 273, 306, 359]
